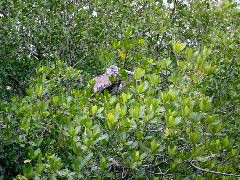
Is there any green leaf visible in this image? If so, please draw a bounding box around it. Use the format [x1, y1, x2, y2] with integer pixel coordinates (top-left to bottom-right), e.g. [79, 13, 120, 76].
[121, 93, 128, 104]
[134, 151, 140, 161]
[166, 116, 181, 127]
[107, 113, 115, 123]
[79, 153, 93, 169]
[23, 165, 33, 177]
[136, 81, 149, 94]
[150, 140, 159, 152]
[168, 145, 177, 157]
[138, 38, 145, 46]
[161, 58, 172, 68]
[190, 132, 199, 143]
[186, 48, 194, 59]
[91, 105, 98, 114]
[34, 148, 41, 159]
[175, 117, 182, 125]
[183, 105, 191, 117]
[134, 67, 145, 80]
[172, 41, 187, 53]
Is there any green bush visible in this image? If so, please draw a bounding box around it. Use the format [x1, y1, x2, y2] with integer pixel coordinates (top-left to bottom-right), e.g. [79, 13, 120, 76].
[0, 0, 239, 179]
[1, 50, 239, 178]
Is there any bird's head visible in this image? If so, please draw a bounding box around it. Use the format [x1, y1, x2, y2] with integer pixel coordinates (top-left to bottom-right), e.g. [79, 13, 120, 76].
[105, 65, 119, 75]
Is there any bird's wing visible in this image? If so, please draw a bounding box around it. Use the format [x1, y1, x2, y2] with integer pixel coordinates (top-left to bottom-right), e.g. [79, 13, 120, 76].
[93, 75, 113, 93]
[107, 80, 126, 95]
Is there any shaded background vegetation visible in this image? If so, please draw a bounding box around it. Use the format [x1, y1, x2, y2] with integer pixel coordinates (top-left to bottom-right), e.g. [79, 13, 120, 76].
[0, 0, 239, 179]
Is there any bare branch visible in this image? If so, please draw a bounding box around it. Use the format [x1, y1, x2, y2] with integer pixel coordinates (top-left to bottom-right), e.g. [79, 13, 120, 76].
[190, 160, 240, 177]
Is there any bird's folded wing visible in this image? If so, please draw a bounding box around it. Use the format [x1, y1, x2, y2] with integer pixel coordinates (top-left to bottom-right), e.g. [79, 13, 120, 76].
[93, 75, 112, 93]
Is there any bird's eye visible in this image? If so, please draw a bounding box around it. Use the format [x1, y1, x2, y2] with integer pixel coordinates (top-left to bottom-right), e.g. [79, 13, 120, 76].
[112, 67, 117, 72]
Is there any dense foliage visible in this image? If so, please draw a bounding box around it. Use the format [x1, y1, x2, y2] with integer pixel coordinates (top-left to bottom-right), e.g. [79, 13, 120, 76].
[0, 0, 239, 179]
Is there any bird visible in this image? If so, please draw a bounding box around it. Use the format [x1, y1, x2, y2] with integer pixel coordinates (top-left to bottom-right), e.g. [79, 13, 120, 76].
[92, 65, 133, 94]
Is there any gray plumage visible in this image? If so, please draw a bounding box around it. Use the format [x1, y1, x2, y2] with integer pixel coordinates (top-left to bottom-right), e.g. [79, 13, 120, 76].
[92, 65, 132, 94]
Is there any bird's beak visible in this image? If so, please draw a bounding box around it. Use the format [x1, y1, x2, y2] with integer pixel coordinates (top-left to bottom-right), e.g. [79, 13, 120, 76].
[125, 70, 134, 75]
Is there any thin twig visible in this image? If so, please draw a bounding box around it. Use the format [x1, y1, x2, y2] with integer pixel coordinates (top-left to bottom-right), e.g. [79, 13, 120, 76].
[121, 168, 129, 179]
[155, 169, 174, 176]
[190, 160, 240, 177]
[148, 127, 165, 132]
